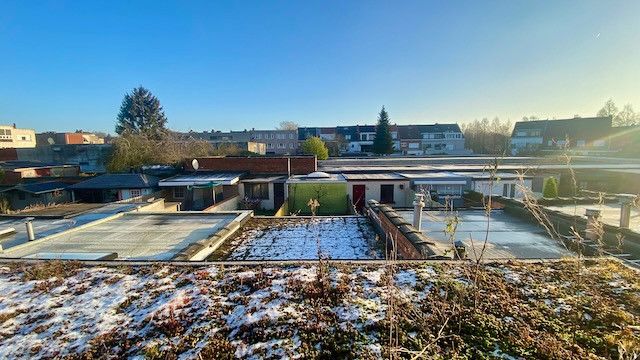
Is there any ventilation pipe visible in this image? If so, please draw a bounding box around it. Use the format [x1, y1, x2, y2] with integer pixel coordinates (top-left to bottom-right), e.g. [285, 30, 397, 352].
[585, 208, 601, 241]
[413, 193, 426, 231]
[25, 217, 35, 241]
[618, 194, 636, 229]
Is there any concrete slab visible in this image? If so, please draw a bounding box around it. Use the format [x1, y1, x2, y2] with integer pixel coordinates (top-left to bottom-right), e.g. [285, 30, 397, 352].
[398, 210, 572, 260]
[546, 204, 640, 232]
[1, 213, 240, 261]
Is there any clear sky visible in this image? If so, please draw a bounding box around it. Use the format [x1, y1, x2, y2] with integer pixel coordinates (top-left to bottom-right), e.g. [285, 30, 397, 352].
[1, 0, 639, 134]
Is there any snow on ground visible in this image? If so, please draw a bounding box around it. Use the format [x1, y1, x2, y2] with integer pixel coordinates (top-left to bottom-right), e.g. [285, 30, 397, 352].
[218, 217, 383, 260]
[0, 260, 638, 359]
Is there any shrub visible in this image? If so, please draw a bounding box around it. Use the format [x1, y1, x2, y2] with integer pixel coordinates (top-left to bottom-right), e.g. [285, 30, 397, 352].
[300, 136, 329, 160]
[542, 177, 559, 198]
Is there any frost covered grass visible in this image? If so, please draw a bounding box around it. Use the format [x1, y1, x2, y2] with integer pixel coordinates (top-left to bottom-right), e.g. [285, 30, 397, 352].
[213, 217, 383, 260]
[0, 259, 638, 359]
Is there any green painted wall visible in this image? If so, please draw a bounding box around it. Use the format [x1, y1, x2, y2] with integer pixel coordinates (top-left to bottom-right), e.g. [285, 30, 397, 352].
[288, 183, 349, 215]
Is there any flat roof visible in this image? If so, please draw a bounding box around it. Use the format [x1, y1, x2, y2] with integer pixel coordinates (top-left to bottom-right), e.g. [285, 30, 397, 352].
[13, 203, 105, 217]
[341, 173, 408, 181]
[321, 163, 640, 173]
[286, 173, 346, 183]
[398, 210, 572, 260]
[212, 217, 382, 260]
[0, 203, 152, 250]
[454, 171, 533, 180]
[159, 172, 244, 186]
[1, 212, 244, 261]
[241, 175, 286, 183]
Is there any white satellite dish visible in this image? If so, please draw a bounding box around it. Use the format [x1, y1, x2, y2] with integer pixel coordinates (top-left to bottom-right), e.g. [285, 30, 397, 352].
[191, 159, 200, 171]
[47, 137, 55, 145]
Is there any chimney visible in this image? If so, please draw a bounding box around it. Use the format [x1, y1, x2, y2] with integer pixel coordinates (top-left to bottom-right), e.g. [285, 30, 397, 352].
[413, 193, 426, 230]
[25, 217, 35, 241]
[618, 194, 636, 229]
[585, 208, 602, 241]
[12, 123, 16, 129]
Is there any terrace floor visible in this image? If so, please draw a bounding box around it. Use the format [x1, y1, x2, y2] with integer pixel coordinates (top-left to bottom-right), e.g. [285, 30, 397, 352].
[546, 203, 640, 232]
[212, 216, 383, 260]
[398, 210, 572, 260]
[1, 213, 239, 260]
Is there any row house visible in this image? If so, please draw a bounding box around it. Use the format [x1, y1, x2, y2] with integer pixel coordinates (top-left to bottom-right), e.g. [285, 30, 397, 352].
[299, 124, 465, 155]
[0, 124, 36, 149]
[186, 129, 298, 155]
[510, 117, 612, 155]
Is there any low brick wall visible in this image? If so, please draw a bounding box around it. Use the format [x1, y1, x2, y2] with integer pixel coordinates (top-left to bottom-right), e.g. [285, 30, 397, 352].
[366, 200, 438, 259]
[186, 156, 317, 175]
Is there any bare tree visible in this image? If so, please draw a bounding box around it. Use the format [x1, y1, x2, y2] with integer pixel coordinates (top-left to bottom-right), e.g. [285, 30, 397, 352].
[277, 121, 299, 131]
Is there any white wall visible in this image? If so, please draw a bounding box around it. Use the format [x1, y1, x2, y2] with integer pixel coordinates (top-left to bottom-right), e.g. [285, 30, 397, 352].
[347, 181, 411, 207]
[118, 188, 154, 201]
[239, 182, 276, 210]
[472, 179, 533, 199]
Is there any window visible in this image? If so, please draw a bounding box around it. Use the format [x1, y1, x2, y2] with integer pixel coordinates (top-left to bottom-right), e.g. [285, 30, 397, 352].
[503, 184, 509, 197]
[256, 133, 262, 139]
[130, 189, 142, 198]
[345, 135, 351, 140]
[245, 183, 269, 199]
[289, 143, 294, 149]
[380, 185, 394, 204]
[360, 134, 367, 141]
[289, 133, 294, 139]
[173, 187, 185, 199]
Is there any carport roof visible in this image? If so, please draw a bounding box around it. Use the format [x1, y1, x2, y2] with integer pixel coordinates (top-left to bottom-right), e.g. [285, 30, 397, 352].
[159, 172, 244, 186]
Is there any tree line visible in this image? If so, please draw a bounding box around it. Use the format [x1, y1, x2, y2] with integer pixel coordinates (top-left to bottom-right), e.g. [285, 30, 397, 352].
[110, 87, 638, 167]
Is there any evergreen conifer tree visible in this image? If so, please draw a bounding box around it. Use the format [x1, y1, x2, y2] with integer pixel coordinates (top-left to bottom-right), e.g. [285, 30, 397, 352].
[373, 106, 394, 155]
[116, 86, 168, 138]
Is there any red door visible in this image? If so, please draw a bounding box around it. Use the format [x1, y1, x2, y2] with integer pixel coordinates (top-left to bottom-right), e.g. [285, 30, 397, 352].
[352, 185, 366, 213]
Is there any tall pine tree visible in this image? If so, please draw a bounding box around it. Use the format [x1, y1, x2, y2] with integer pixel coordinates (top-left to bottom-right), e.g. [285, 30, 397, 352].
[116, 86, 168, 138]
[373, 106, 394, 155]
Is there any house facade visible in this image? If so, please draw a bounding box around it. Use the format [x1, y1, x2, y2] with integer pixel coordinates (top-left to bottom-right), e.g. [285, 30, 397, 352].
[36, 132, 105, 146]
[510, 117, 613, 155]
[187, 129, 298, 155]
[0, 125, 36, 149]
[299, 124, 465, 155]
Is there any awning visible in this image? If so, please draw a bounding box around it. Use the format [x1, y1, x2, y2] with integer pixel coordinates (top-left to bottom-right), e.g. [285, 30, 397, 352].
[159, 172, 244, 187]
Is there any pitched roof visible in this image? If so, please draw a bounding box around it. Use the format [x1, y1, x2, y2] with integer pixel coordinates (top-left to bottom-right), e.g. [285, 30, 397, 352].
[0, 160, 75, 171]
[68, 174, 159, 190]
[512, 117, 612, 139]
[1, 181, 70, 194]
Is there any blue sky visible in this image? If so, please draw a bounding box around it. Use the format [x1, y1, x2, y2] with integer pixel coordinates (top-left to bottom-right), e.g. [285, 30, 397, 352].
[1, 1, 639, 134]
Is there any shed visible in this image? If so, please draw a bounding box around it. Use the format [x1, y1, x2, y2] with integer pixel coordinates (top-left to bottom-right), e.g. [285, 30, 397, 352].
[67, 174, 159, 203]
[286, 172, 349, 215]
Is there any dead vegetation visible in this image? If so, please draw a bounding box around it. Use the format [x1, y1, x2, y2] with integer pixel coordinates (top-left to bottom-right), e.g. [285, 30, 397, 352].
[0, 260, 637, 359]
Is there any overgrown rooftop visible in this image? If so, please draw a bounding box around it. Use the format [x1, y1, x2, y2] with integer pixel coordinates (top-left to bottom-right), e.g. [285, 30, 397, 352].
[0, 259, 638, 359]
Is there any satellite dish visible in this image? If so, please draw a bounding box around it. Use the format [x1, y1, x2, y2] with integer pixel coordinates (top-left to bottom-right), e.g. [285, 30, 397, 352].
[47, 137, 55, 145]
[191, 159, 199, 171]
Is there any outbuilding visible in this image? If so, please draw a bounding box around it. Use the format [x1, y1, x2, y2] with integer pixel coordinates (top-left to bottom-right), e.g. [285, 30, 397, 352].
[286, 172, 348, 215]
[342, 173, 411, 212]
